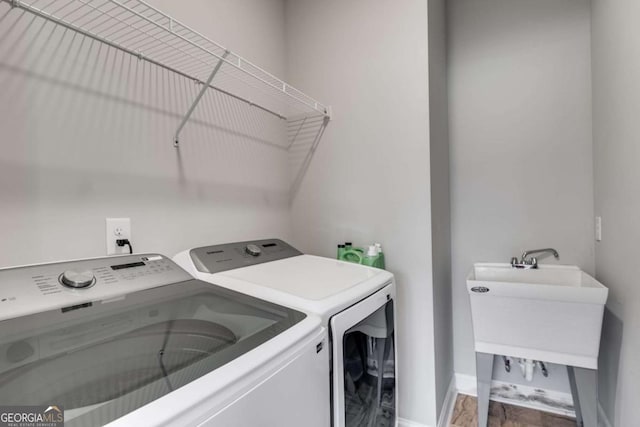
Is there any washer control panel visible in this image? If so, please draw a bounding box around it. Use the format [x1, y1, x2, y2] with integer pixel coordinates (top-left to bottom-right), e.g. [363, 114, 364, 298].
[190, 239, 302, 274]
[245, 244, 262, 257]
[59, 270, 96, 289]
[0, 254, 192, 321]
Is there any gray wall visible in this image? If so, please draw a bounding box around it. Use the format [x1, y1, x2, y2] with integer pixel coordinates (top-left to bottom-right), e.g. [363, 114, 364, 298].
[592, 0, 640, 424]
[428, 0, 454, 421]
[448, 0, 595, 381]
[0, 0, 291, 266]
[285, 1, 439, 424]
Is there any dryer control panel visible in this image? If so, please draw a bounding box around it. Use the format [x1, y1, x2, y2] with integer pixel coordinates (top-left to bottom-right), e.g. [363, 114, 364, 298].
[190, 239, 302, 274]
[0, 254, 192, 321]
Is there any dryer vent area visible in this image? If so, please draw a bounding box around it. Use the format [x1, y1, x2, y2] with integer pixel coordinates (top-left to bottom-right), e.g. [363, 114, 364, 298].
[343, 301, 396, 427]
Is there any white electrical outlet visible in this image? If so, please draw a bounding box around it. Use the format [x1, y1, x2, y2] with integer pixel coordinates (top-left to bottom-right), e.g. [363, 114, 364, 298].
[595, 216, 602, 242]
[106, 218, 131, 255]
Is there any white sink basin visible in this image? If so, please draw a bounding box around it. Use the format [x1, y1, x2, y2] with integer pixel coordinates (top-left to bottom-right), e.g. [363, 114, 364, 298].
[467, 263, 608, 369]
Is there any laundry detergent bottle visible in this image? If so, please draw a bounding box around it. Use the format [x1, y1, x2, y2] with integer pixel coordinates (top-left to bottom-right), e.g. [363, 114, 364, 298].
[374, 243, 386, 269]
[342, 248, 363, 264]
[341, 242, 364, 264]
[362, 245, 380, 267]
[344, 242, 364, 255]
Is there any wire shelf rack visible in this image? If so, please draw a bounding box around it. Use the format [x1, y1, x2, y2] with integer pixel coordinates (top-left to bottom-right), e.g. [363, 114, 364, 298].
[4, 0, 330, 145]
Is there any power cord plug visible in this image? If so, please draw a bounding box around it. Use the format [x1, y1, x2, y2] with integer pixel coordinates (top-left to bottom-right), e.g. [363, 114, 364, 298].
[116, 239, 133, 254]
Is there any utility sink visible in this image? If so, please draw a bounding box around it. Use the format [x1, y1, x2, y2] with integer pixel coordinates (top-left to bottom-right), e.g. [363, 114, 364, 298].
[467, 263, 608, 369]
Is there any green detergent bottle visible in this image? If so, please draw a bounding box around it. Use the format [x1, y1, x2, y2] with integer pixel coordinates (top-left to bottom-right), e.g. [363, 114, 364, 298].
[342, 249, 363, 264]
[344, 242, 364, 255]
[337, 244, 346, 260]
[341, 242, 363, 264]
[344, 242, 364, 254]
[362, 245, 380, 267]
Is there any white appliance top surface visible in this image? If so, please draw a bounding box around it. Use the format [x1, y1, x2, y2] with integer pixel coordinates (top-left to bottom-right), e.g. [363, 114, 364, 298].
[176, 253, 395, 319]
[219, 255, 384, 300]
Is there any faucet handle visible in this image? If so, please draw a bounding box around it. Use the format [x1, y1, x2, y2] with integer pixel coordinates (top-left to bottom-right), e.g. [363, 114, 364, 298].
[511, 257, 518, 267]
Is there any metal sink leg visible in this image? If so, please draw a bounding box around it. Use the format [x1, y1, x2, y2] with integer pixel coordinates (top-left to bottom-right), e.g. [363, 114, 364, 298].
[476, 352, 494, 427]
[567, 366, 598, 427]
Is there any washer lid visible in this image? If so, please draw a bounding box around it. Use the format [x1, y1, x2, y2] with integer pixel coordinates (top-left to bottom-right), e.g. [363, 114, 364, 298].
[0, 279, 307, 426]
[217, 255, 387, 301]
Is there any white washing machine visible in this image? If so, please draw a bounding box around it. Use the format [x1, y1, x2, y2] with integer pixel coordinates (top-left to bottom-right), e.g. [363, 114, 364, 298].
[174, 239, 398, 427]
[0, 253, 329, 427]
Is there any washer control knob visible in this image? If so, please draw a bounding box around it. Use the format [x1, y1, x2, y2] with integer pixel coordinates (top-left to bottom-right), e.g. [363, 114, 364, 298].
[245, 244, 262, 257]
[59, 270, 96, 289]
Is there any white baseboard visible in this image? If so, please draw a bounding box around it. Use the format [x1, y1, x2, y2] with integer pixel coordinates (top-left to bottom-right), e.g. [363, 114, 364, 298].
[454, 373, 575, 417]
[454, 373, 477, 397]
[397, 375, 457, 427]
[437, 376, 458, 427]
[397, 418, 430, 427]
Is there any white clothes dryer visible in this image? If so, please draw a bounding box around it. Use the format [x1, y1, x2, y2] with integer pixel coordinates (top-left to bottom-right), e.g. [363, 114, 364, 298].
[174, 239, 398, 427]
[0, 253, 329, 427]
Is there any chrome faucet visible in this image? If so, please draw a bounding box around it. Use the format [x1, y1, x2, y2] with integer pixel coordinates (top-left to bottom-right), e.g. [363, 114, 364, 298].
[511, 248, 559, 269]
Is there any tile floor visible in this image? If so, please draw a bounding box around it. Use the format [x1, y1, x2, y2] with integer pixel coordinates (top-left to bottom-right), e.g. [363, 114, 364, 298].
[450, 394, 576, 427]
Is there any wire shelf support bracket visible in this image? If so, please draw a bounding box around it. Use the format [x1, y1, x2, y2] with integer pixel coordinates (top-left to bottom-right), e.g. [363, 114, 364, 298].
[174, 50, 230, 148]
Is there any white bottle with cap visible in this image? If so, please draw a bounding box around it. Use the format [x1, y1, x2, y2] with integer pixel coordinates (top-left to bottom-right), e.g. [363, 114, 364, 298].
[362, 245, 379, 267]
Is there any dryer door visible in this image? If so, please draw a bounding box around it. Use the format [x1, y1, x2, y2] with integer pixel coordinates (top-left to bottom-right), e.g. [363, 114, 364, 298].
[330, 284, 396, 427]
